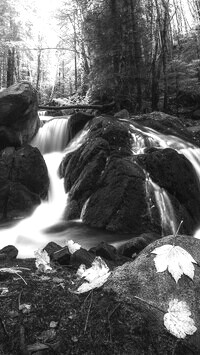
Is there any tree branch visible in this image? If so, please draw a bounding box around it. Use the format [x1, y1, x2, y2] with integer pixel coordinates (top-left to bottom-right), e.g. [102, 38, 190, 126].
[38, 101, 115, 111]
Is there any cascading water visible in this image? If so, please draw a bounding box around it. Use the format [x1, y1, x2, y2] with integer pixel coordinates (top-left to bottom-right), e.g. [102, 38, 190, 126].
[0, 119, 89, 258]
[1, 115, 200, 257]
[31, 118, 71, 154]
[128, 122, 200, 236]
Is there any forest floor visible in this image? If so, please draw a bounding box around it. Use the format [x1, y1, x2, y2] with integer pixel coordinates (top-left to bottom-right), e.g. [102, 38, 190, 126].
[0, 257, 137, 355]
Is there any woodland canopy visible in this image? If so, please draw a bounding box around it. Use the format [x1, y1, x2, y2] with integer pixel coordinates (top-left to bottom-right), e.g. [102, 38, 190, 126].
[1, 0, 200, 113]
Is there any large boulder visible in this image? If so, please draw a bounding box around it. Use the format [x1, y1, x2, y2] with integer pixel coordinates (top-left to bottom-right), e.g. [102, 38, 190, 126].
[132, 111, 197, 143]
[105, 235, 200, 354]
[59, 115, 198, 237]
[137, 148, 200, 232]
[67, 111, 94, 143]
[0, 81, 40, 145]
[0, 145, 49, 220]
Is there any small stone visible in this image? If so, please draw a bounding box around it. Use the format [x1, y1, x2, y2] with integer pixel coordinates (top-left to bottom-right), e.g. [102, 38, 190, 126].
[52, 246, 71, 265]
[89, 242, 117, 261]
[0, 245, 18, 260]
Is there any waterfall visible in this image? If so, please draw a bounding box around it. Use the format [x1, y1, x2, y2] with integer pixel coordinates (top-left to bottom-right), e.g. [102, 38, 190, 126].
[0, 119, 89, 258]
[31, 118, 70, 154]
[0, 116, 200, 257]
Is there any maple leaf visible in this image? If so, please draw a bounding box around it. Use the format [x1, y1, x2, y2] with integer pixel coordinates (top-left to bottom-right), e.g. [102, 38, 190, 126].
[74, 257, 110, 294]
[151, 244, 197, 282]
[164, 299, 197, 339]
[34, 249, 52, 272]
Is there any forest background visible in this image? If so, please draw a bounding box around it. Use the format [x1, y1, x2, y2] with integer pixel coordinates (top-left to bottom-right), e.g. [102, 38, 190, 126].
[1, 0, 200, 114]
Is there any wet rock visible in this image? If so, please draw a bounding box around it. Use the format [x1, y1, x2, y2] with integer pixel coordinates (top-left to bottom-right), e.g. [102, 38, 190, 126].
[137, 148, 200, 232]
[89, 242, 117, 261]
[43, 242, 62, 258]
[0, 81, 40, 144]
[114, 109, 129, 119]
[52, 246, 71, 265]
[132, 111, 195, 142]
[192, 109, 200, 120]
[0, 145, 49, 220]
[0, 245, 18, 260]
[71, 248, 95, 268]
[105, 235, 200, 354]
[118, 232, 160, 258]
[67, 112, 94, 143]
[0, 126, 21, 150]
[60, 113, 200, 246]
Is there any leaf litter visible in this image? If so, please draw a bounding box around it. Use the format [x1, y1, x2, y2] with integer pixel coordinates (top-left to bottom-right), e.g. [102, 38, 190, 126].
[151, 244, 197, 282]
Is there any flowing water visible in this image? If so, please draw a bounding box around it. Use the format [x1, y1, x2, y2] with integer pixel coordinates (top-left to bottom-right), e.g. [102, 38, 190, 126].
[1, 117, 200, 257]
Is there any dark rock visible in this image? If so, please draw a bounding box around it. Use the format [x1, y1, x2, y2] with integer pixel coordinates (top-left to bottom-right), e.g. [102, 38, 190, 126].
[0, 126, 21, 150]
[89, 242, 117, 261]
[118, 233, 160, 258]
[0, 145, 49, 220]
[137, 148, 200, 232]
[52, 246, 71, 265]
[63, 200, 80, 220]
[0, 81, 40, 144]
[192, 109, 200, 120]
[132, 111, 195, 143]
[105, 235, 200, 354]
[82, 156, 161, 234]
[114, 109, 129, 119]
[0, 245, 18, 260]
[71, 248, 95, 268]
[43, 242, 62, 258]
[60, 113, 200, 247]
[67, 112, 94, 143]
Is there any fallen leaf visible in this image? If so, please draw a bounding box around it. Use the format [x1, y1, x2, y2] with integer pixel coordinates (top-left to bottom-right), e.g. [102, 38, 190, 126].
[164, 299, 197, 339]
[37, 328, 56, 342]
[50, 321, 58, 328]
[27, 343, 49, 352]
[52, 277, 64, 283]
[67, 240, 81, 254]
[0, 287, 9, 296]
[34, 249, 52, 273]
[151, 244, 197, 282]
[74, 257, 110, 294]
[0, 267, 27, 284]
[19, 304, 31, 314]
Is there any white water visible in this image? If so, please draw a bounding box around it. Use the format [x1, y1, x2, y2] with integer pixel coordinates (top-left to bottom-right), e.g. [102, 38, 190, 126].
[31, 118, 71, 154]
[0, 120, 90, 258]
[1, 117, 200, 257]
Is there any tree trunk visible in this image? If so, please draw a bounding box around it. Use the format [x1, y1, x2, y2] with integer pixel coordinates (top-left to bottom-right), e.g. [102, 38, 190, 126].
[7, 47, 15, 87]
[36, 50, 42, 91]
[129, 0, 143, 111]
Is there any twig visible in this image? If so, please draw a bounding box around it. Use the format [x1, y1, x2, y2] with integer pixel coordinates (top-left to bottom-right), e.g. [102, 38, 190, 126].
[0, 317, 9, 338]
[19, 325, 29, 355]
[173, 220, 183, 246]
[108, 303, 120, 320]
[84, 291, 93, 333]
[134, 296, 165, 313]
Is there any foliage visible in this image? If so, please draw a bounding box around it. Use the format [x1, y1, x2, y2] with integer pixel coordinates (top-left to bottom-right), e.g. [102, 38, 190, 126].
[164, 299, 197, 339]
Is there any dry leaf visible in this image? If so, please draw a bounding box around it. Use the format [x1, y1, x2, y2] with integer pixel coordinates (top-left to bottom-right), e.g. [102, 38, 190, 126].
[19, 303, 31, 314]
[67, 240, 81, 254]
[74, 257, 110, 294]
[34, 249, 52, 272]
[164, 299, 197, 339]
[151, 244, 197, 282]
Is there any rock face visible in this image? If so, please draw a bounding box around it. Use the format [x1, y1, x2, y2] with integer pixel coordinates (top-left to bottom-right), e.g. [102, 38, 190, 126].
[67, 111, 94, 143]
[105, 235, 200, 354]
[59, 113, 200, 238]
[0, 81, 40, 144]
[137, 147, 200, 232]
[0, 145, 49, 220]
